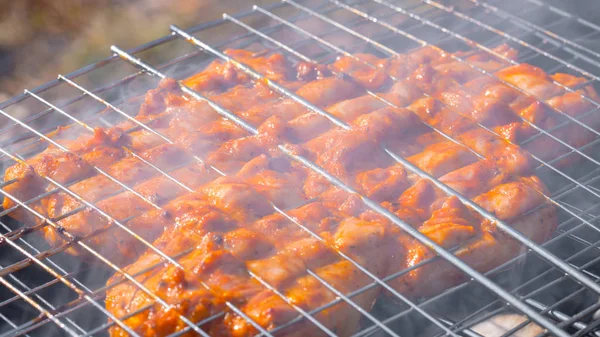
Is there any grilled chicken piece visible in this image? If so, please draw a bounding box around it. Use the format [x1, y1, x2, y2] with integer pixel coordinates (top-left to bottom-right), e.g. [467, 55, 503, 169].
[180, 49, 296, 94]
[45, 162, 218, 261]
[302, 107, 422, 198]
[231, 259, 379, 337]
[88, 155, 304, 264]
[2, 128, 130, 225]
[392, 176, 556, 299]
[464, 66, 600, 166]
[407, 141, 477, 177]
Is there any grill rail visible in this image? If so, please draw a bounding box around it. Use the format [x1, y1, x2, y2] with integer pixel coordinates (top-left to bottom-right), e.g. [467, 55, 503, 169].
[1, 0, 600, 336]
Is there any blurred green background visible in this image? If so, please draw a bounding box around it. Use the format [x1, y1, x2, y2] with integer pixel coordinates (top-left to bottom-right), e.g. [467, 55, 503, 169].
[0, 0, 275, 100]
[0, 0, 596, 102]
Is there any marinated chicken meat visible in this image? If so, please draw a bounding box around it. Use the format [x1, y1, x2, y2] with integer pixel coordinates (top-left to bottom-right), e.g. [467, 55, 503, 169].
[4, 43, 599, 337]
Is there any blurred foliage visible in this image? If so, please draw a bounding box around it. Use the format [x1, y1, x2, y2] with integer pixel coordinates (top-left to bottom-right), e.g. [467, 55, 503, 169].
[0, 0, 275, 98]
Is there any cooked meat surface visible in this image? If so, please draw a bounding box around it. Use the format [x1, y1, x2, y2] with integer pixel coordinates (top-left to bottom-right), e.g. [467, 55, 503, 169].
[4, 43, 598, 336]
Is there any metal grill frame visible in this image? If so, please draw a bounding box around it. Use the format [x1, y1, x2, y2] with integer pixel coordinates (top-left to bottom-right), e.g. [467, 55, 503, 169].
[0, 0, 600, 336]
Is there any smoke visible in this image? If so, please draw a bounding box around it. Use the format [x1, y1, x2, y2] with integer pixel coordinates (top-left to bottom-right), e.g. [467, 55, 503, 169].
[1, 0, 600, 336]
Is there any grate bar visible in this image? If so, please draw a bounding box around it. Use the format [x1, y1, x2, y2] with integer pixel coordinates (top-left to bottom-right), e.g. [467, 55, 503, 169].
[122, 27, 570, 337]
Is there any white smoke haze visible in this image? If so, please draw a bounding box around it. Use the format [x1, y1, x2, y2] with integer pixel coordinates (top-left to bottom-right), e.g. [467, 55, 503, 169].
[0, 0, 600, 336]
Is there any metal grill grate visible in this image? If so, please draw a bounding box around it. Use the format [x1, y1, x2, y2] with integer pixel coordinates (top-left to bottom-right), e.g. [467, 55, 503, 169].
[1, 0, 600, 336]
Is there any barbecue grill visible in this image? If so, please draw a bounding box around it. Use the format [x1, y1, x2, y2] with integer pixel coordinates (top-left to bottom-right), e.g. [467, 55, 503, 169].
[1, 0, 600, 336]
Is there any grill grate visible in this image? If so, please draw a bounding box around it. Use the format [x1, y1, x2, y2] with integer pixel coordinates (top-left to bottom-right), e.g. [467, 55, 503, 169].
[1, 0, 600, 336]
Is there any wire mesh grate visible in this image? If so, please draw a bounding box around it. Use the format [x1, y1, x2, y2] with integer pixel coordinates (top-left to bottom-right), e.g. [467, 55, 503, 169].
[1, 0, 600, 336]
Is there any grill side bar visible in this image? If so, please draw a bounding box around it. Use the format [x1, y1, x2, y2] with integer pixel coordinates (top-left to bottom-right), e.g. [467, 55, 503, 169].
[115, 28, 570, 337]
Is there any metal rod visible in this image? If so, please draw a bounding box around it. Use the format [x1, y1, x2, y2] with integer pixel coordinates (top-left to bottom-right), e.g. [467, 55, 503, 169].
[0, 217, 139, 337]
[0, 276, 79, 337]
